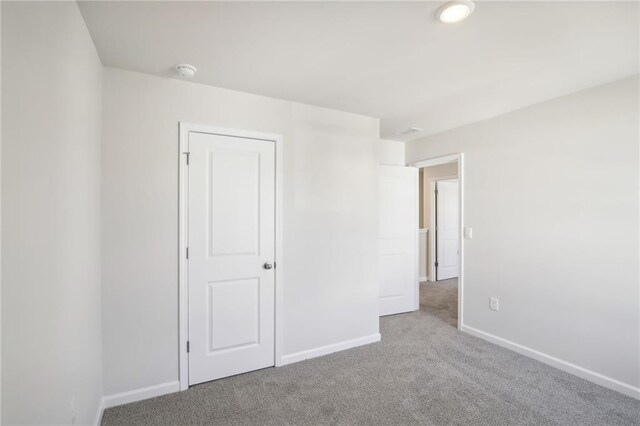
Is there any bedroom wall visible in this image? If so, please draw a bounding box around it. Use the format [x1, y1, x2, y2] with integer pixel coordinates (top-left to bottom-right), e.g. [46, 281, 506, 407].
[379, 139, 404, 165]
[1, 2, 103, 423]
[405, 76, 640, 396]
[101, 67, 380, 396]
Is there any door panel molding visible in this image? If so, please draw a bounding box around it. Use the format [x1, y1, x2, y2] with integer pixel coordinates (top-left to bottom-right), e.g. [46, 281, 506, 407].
[179, 122, 283, 391]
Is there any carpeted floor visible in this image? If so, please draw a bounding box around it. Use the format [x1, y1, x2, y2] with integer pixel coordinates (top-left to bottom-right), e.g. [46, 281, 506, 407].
[102, 279, 640, 425]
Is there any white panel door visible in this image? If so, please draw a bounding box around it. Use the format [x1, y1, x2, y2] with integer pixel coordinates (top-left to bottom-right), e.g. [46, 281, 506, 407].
[188, 131, 275, 385]
[436, 180, 459, 280]
[379, 165, 418, 316]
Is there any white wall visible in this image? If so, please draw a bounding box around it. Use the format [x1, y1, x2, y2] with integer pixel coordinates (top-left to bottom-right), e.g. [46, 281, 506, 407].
[379, 139, 405, 165]
[1, 2, 103, 424]
[101, 68, 380, 395]
[406, 76, 640, 393]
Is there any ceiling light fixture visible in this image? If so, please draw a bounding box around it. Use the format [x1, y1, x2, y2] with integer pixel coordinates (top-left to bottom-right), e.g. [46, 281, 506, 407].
[175, 64, 197, 78]
[436, 1, 475, 24]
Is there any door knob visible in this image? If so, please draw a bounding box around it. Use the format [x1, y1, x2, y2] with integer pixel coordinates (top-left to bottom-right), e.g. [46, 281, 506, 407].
[263, 262, 273, 270]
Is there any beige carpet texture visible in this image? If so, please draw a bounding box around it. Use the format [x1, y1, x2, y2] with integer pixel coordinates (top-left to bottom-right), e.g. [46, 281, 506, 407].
[102, 279, 640, 425]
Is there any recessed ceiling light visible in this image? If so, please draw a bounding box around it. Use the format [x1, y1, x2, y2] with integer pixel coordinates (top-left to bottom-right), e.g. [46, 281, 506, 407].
[436, 1, 475, 24]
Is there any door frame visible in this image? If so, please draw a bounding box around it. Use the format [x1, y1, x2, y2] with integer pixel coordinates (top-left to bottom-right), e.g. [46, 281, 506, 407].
[409, 153, 464, 331]
[429, 175, 458, 282]
[178, 122, 284, 391]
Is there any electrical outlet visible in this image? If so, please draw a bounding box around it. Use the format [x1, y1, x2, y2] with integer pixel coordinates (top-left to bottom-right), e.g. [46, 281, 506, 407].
[464, 227, 473, 239]
[69, 397, 77, 425]
[490, 297, 499, 311]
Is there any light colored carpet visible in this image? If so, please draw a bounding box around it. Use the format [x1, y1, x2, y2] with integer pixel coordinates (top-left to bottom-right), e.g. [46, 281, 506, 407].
[102, 279, 640, 425]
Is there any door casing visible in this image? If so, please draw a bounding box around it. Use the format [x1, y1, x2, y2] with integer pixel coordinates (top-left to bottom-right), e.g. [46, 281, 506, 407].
[178, 122, 284, 391]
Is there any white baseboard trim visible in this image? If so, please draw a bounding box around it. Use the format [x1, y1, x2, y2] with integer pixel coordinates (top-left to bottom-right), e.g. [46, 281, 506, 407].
[418, 276, 428, 282]
[102, 380, 181, 410]
[96, 334, 381, 419]
[461, 325, 640, 400]
[280, 333, 381, 366]
[93, 396, 105, 426]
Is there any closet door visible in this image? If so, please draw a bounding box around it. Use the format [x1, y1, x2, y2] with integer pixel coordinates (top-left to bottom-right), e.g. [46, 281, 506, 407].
[188, 131, 276, 385]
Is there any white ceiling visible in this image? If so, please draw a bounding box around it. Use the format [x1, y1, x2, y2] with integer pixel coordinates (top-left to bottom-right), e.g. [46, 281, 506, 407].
[78, 1, 639, 140]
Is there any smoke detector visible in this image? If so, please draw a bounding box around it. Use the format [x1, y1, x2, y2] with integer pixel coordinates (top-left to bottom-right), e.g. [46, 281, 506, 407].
[175, 64, 197, 78]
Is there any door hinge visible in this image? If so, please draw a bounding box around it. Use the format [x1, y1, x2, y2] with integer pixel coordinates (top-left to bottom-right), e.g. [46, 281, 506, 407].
[435, 261, 439, 268]
[187, 341, 190, 353]
[186, 247, 189, 259]
[183, 151, 190, 165]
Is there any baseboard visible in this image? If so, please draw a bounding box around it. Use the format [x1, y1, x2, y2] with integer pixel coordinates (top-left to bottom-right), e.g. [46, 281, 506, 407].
[101, 380, 181, 410]
[96, 334, 381, 418]
[280, 333, 381, 366]
[461, 325, 640, 400]
[93, 396, 105, 426]
[418, 276, 428, 282]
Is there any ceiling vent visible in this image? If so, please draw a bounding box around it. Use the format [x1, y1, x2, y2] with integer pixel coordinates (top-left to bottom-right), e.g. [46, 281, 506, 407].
[397, 127, 424, 136]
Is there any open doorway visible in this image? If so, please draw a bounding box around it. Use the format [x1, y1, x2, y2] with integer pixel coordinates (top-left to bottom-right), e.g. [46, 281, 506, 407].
[377, 153, 463, 329]
[414, 155, 463, 329]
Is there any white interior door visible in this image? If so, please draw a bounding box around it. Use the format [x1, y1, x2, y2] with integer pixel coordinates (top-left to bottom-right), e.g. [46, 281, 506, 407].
[379, 165, 418, 316]
[188, 131, 275, 385]
[436, 179, 459, 280]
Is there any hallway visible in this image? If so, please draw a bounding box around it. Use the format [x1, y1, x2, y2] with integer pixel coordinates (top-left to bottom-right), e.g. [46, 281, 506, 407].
[420, 278, 458, 328]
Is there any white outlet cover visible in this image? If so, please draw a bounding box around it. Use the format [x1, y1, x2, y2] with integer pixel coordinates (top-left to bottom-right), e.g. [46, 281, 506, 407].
[490, 297, 499, 311]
